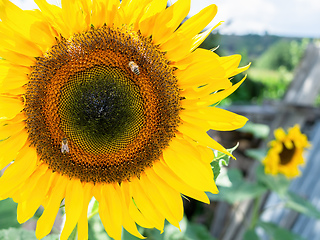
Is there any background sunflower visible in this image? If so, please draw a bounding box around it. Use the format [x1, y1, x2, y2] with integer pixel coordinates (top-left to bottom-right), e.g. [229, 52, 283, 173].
[263, 125, 311, 178]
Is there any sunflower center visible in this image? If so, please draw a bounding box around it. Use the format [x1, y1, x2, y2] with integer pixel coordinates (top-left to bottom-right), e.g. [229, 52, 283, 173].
[25, 26, 181, 184]
[279, 143, 296, 165]
[59, 65, 144, 153]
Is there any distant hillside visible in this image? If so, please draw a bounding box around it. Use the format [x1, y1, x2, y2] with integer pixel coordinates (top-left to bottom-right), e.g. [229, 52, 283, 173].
[199, 33, 310, 104]
[200, 33, 305, 60]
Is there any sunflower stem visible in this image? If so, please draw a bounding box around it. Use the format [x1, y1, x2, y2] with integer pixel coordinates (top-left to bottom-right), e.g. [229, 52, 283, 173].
[88, 208, 99, 220]
[250, 196, 261, 230]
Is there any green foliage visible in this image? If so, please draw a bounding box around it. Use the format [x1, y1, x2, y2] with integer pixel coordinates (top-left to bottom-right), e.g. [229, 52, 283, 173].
[0, 228, 59, 240]
[202, 33, 310, 103]
[211, 143, 239, 181]
[256, 165, 290, 196]
[256, 164, 320, 218]
[208, 169, 267, 204]
[88, 210, 112, 240]
[0, 199, 20, 230]
[222, 74, 265, 104]
[255, 39, 309, 71]
[246, 149, 268, 162]
[238, 122, 270, 139]
[284, 192, 320, 219]
[67, 227, 78, 240]
[141, 218, 217, 240]
[258, 221, 306, 240]
[243, 229, 260, 240]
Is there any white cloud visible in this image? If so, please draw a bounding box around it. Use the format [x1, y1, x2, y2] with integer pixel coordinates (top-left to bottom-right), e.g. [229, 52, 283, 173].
[189, 0, 320, 37]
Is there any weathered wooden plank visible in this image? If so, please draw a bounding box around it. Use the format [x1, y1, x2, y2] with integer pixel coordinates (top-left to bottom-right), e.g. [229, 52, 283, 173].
[213, 42, 320, 240]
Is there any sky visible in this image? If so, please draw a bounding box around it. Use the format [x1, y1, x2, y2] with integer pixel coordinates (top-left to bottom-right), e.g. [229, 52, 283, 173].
[187, 0, 320, 38]
[10, 0, 320, 38]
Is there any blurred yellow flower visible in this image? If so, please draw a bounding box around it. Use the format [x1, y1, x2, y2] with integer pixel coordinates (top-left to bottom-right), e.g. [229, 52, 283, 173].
[0, 0, 249, 239]
[263, 125, 311, 178]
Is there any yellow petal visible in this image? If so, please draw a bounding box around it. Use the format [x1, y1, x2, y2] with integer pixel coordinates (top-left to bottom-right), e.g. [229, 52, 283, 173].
[61, 0, 88, 36]
[139, 173, 180, 228]
[138, 0, 167, 37]
[0, 32, 42, 58]
[0, 49, 35, 66]
[171, 48, 219, 70]
[152, 161, 210, 204]
[164, 23, 220, 63]
[178, 121, 232, 157]
[130, 177, 165, 231]
[0, 0, 56, 50]
[181, 107, 248, 131]
[120, 181, 154, 229]
[12, 163, 48, 203]
[0, 96, 23, 119]
[98, 184, 122, 240]
[91, 0, 119, 28]
[161, 4, 217, 51]
[60, 179, 84, 240]
[119, 190, 145, 239]
[152, 0, 190, 45]
[0, 120, 25, 140]
[145, 169, 184, 224]
[198, 76, 246, 105]
[163, 140, 218, 193]
[34, 0, 69, 38]
[77, 183, 93, 240]
[36, 175, 68, 239]
[17, 169, 54, 223]
[100, 184, 123, 240]
[229, 63, 251, 77]
[274, 128, 286, 141]
[181, 79, 232, 100]
[0, 144, 37, 199]
[0, 128, 28, 170]
[174, 56, 224, 83]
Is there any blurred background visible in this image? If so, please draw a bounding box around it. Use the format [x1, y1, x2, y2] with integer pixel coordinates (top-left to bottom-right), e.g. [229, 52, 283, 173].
[1, 0, 320, 240]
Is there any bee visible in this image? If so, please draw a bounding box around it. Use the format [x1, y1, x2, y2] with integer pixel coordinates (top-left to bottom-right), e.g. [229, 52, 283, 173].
[128, 61, 140, 75]
[61, 138, 69, 154]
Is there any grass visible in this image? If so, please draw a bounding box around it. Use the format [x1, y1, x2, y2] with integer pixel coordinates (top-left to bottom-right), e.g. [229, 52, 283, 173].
[248, 67, 293, 101]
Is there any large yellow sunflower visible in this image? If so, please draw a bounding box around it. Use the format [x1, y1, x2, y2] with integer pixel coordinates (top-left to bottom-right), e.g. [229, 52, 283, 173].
[0, 0, 249, 239]
[263, 125, 310, 179]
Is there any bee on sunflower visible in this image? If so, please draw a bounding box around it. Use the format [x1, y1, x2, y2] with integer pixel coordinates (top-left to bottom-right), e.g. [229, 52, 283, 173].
[0, 0, 249, 239]
[263, 125, 311, 179]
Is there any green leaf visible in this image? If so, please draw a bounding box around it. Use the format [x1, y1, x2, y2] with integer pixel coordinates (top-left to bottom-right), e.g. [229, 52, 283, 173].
[211, 143, 239, 181]
[258, 221, 306, 240]
[214, 142, 239, 166]
[284, 192, 320, 219]
[164, 217, 216, 240]
[88, 214, 112, 240]
[245, 148, 267, 162]
[143, 218, 217, 240]
[207, 169, 267, 204]
[256, 164, 290, 196]
[0, 199, 20, 230]
[88, 199, 99, 220]
[67, 226, 77, 240]
[0, 228, 59, 240]
[243, 229, 260, 240]
[183, 222, 217, 240]
[122, 228, 144, 240]
[237, 122, 270, 139]
[211, 160, 221, 182]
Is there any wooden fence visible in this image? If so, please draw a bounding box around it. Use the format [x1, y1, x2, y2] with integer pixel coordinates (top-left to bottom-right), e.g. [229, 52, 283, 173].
[211, 41, 320, 240]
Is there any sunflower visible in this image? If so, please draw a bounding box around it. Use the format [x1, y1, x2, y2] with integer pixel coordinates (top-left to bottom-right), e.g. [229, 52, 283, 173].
[263, 125, 310, 179]
[0, 0, 249, 239]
